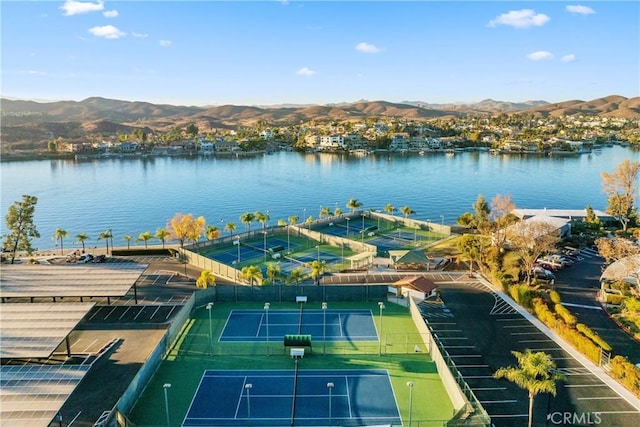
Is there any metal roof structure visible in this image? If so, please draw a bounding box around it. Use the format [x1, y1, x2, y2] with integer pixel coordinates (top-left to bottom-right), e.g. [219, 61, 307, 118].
[0, 263, 147, 299]
[0, 364, 90, 427]
[0, 303, 95, 359]
[601, 254, 640, 285]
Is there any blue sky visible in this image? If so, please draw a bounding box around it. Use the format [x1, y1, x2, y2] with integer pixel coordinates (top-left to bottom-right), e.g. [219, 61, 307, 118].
[2, 1, 638, 106]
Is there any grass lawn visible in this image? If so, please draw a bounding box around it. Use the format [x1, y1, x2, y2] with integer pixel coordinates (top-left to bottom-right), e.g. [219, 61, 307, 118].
[128, 301, 455, 426]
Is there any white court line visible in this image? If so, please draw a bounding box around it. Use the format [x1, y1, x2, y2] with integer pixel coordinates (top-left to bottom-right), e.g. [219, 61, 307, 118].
[473, 387, 507, 391]
[519, 340, 552, 343]
[345, 376, 353, 418]
[578, 396, 624, 400]
[564, 384, 610, 388]
[480, 400, 518, 404]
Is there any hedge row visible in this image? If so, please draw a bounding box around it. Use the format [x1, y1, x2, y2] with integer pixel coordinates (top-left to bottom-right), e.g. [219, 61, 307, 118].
[609, 356, 640, 396]
[576, 323, 613, 352]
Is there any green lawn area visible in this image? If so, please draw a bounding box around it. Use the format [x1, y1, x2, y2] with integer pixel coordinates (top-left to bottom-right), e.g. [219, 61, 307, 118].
[128, 301, 455, 426]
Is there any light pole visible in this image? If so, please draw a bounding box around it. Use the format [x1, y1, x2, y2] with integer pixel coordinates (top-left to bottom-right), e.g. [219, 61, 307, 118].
[361, 213, 365, 243]
[407, 381, 414, 427]
[206, 302, 213, 356]
[322, 302, 327, 354]
[163, 383, 171, 427]
[327, 382, 334, 425]
[316, 245, 320, 262]
[378, 302, 385, 356]
[346, 217, 350, 237]
[440, 214, 444, 227]
[264, 302, 270, 356]
[245, 383, 252, 424]
[234, 237, 241, 263]
[263, 231, 267, 262]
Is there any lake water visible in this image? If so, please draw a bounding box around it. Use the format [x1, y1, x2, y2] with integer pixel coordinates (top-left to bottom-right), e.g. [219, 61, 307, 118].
[1, 147, 637, 251]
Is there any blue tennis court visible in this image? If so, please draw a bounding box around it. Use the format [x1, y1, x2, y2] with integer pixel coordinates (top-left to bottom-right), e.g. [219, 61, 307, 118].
[204, 239, 300, 265]
[220, 309, 378, 342]
[182, 369, 401, 426]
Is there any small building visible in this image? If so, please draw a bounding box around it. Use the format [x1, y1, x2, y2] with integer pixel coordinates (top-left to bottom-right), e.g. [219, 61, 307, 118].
[388, 250, 431, 270]
[390, 276, 438, 301]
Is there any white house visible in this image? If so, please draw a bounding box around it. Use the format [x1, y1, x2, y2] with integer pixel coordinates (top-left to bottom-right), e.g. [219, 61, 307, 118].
[319, 134, 346, 150]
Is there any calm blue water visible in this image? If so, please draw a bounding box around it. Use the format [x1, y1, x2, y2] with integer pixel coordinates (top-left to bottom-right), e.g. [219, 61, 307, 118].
[1, 147, 637, 251]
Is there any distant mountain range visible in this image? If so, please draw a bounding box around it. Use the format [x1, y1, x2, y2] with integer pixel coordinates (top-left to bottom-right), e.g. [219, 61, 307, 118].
[1, 95, 638, 150]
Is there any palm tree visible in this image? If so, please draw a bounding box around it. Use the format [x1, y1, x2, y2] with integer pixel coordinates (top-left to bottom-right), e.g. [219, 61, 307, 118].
[75, 232, 89, 253]
[240, 212, 256, 233]
[241, 265, 263, 287]
[304, 215, 314, 229]
[306, 259, 327, 285]
[287, 267, 305, 287]
[255, 211, 270, 230]
[288, 215, 299, 226]
[266, 263, 283, 286]
[334, 208, 343, 218]
[137, 231, 153, 249]
[346, 198, 363, 213]
[494, 350, 566, 427]
[53, 228, 68, 255]
[206, 225, 220, 240]
[155, 228, 169, 249]
[224, 222, 237, 236]
[319, 206, 331, 219]
[196, 270, 216, 289]
[400, 206, 415, 218]
[98, 229, 113, 254]
[123, 235, 133, 250]
[383, 203, 397, 215]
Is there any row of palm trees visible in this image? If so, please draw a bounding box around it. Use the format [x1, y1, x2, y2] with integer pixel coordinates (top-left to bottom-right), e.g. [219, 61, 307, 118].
[51, 199, 418, 254]
[237, 258, 327, 287]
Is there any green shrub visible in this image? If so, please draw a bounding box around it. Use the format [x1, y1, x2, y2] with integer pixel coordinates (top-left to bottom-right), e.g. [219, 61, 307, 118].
[509, 284, 536, 309]
[576, 323, 612, 351]
[609, 356, 640, 397]
[549, 291, 561, 304]
[555, 304, 577, 326]
[605, 293, 625, 305]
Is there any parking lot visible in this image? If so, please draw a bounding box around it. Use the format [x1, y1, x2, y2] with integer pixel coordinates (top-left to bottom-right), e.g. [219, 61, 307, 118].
[419, 279, 640, 427]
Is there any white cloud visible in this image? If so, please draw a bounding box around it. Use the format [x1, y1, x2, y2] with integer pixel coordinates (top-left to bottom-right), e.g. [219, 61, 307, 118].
[27, 70, 47, 76]
[355, 42, 381, 54]
[296, 67, 317, 76]
[132, 32, 148, 38]
[488, 9, 550, 28]
[561, 54, 577, 62]
[159, 40, 172, 47]
[60, 0, 104, 16]
[566, 5, 595, 15]
[527, 51, 554, 61]
[88, 25, 125, 39]
[103, 10, 118, 18]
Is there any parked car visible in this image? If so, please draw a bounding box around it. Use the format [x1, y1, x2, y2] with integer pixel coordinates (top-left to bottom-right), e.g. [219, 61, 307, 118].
[77, 254, 94, 263]
[92, 254, 106, 263]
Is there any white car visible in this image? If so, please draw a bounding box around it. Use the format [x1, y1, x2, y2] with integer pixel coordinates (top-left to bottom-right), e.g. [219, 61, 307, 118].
[77, 254, 94, 263]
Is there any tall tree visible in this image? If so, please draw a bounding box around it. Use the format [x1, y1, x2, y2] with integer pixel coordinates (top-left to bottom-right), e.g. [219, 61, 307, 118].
[97, 229, 113, 254]
[206, 225, 220, 240]
[601, 159, 640, 232]
[494, 350, 565, 427]
[472, 194, 491, 231]
[287, 267, 305, 286]
[254, 211, 269, 230]
[3, 195, 40, 264]
[319, 206, 331, 218]
[507, 220, 560, 285]
[346, 198, 363, 213]
[241, 265, 263, 286]
[456, 234, 483, 274]
[167, 213, 205, 247]
[123, 235, 133, 250]
[53, 228, 68, 255]
[266, 263, 283, 286]
[400, 206, 415, 218]
[137, 231, 153, 248]
[196, 270, 216, 289]
[288, 215, 299, 226]
[334, 207, 343, 218]
[306, 259, 328, 285]
[155, 228, 169, 248]
[224, 222, 237, 236]
[240, 212, 256, 233]
[76, 232, 89, 253]
[490, 194, 516, 248]
[383, 203, 397, 215]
